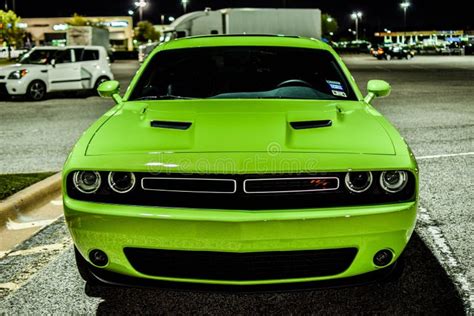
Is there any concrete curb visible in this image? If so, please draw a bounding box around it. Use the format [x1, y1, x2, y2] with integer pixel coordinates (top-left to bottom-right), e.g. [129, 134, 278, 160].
[0, 173, 62, 226]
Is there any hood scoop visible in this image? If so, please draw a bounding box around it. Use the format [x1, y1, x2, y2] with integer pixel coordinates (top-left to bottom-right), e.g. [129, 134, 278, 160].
[290, 120, 332, 130]
[151, 120, 192, 130]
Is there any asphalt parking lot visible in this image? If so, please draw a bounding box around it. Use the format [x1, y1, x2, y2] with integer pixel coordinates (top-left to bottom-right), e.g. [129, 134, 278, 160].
[0, 55, 472, 314]
[0, 60, 138, 174]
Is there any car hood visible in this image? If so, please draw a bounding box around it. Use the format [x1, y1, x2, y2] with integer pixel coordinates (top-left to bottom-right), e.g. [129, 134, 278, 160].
[0, 63, 44, 76]
[86, 99, 396, 156]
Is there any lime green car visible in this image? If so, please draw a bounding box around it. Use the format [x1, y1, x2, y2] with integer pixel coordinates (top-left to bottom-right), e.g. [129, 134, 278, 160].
[63, 35, 418, 288]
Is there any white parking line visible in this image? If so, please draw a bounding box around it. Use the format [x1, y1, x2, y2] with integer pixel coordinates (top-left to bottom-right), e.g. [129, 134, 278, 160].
[417, 152, 474, 160]
[7, 243, 68, 257]
[50, 200, 63, 206]
[417, 207, 474, 312]
[6, 218, 59, 231]
[0, 282, 20, 291]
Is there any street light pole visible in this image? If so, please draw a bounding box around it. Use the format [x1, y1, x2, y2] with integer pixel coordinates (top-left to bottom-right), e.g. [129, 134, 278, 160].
[182, 0, 189, 13]
[351, 11, 362, 41]
[134, 0, 147, 21]
[401, 2, 410, 30]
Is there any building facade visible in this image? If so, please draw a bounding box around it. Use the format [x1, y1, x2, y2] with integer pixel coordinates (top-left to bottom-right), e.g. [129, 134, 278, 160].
[20, 16, 134, 51]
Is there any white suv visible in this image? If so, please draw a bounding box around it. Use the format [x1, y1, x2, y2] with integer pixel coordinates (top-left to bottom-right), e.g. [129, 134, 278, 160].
[0, 46, 114, 101]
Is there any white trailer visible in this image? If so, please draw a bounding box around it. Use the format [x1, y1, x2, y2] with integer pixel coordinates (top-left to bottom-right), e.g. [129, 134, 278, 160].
[162, 8, 322, 42]
[67, 26, 112, 57]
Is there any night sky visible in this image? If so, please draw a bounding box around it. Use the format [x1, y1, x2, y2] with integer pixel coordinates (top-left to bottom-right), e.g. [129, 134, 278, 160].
[13, 0, 473, 34]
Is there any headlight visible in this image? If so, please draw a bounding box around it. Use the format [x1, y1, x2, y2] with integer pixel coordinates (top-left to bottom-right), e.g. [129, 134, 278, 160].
[8, 69, 28, 80]
[108, 172, 136, 194]
[73, 171, 101, 194]
[380, 171, 408, 193]
[345, 171, 373, 193]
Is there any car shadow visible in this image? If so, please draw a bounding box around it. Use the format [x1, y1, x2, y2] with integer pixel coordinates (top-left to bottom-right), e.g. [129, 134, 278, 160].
[0, 90, 100, 102]
[85, 233, 465, 315]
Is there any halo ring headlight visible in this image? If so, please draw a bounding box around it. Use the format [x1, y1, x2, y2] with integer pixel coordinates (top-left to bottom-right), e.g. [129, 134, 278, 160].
[73, 171, 101, 194]
[345, 171, 373, 193]
[108, 172, 136, 194]
[380, 171, 408, 193]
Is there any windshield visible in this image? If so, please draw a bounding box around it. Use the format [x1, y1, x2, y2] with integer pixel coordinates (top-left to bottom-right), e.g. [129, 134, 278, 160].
[19, 49, 57, 65]
[129, 46, 357, 101]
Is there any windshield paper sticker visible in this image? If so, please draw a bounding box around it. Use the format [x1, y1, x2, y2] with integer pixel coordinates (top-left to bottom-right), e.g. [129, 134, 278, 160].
[332, 90, 347, 98]
[326, 80, 344, 91]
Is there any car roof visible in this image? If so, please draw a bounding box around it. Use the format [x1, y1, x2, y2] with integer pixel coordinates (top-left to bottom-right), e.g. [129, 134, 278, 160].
[32, 46, 104, 50]
[160, 35, 332, 52]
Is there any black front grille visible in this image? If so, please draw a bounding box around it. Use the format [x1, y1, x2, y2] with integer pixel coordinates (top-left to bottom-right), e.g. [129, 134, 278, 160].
[142, 177, 236, 193]
[124, 248, 358, 281]
[244, 177, 339, 193]
[67, 172, 417, 210]
[0, 83, 8, 95]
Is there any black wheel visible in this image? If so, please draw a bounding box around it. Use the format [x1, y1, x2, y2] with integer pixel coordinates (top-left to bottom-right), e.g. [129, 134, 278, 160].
[94, 76, 110, 90]
[27, 80, 46, 101]
[74, 246, 99, 285]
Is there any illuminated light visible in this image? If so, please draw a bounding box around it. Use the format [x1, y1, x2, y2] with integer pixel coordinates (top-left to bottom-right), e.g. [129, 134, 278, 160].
[135, 0, 147, 8]
[400, 2, 411, 9]
[52, 24, 69, 31]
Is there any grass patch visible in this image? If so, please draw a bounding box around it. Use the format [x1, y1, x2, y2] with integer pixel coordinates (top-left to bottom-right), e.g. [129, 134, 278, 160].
[0, 59, 15, 66]
[0, 172, 56, 200]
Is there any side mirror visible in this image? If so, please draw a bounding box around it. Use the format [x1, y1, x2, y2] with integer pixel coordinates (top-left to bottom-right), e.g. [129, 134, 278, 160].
[97, 80, 122, 104]
[365, 80, 391, 104]
[50, 59, 56, 67]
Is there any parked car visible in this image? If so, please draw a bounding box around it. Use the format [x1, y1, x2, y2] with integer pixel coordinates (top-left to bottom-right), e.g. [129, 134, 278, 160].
[64, 35, 418, 287]
[138, 42, 159, 63]
[438, 42, 464, 55]
[0, 47, 27, 59]
[0, 46, 113, 100]
[372, 45, 415, 60]
[336, 40, 372, 54]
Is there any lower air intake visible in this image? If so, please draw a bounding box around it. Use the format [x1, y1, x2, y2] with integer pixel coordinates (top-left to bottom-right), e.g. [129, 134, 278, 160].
[124, 248, 357, 281]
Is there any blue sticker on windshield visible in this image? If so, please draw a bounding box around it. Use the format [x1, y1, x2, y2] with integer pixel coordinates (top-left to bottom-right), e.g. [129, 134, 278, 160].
[327, 80, 344, 91]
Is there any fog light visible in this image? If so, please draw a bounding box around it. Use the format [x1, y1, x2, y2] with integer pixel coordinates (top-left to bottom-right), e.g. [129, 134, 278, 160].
[373, 249, 393, 267]
[89, 249, 108, 267]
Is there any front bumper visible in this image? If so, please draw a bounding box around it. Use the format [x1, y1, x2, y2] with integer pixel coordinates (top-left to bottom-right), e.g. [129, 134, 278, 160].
[64, 197, 417, 286]
[0, 79, 28, 96]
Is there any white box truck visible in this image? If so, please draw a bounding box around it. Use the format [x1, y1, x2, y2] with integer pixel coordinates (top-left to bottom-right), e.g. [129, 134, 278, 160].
[161, 8, 322, 42]
[67, 26, 113, 59]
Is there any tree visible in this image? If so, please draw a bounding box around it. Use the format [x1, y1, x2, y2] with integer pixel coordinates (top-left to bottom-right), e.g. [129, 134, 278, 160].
[134, 21, 160, 43]
[68, 13, 107, 29]
[0, 10, 25, 59]
[322, 13, 338, 38]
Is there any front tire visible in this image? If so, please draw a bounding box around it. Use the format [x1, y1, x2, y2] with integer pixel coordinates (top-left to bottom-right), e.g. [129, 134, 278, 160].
[27, 80, 46, 101]
[94, 76, 110, 90]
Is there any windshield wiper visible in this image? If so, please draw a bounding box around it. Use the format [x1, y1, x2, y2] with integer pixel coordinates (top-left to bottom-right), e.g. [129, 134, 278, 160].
[135, 95, 194, 100]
